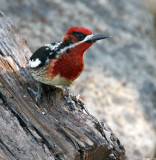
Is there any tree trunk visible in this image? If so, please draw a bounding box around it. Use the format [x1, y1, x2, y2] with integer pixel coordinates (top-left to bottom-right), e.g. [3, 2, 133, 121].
[0, 11, 125, 160]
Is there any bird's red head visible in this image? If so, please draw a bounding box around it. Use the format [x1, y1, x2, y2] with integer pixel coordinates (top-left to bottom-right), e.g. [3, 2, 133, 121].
[63, 26, 93, 43]
[62, 26, 109, 56]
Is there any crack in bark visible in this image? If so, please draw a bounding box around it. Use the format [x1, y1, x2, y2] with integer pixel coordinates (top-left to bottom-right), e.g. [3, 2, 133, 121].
[32, 126, 67, 160]
[57, 128, 81, 151]
[0, 138, 17, 160]
[0, 91, 53, 156]
[0, 49, 4, 56]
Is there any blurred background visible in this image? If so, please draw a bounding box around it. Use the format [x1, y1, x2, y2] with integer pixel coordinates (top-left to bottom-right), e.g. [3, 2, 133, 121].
[0, 0, 156, 159]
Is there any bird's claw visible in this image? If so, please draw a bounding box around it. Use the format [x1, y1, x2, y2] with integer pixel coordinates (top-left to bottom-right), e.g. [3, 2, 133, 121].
[35, 93, 41, 102]
[64, 87, 77, 110]
[64, 96, 76, 110]
[28, 85, 42, 103]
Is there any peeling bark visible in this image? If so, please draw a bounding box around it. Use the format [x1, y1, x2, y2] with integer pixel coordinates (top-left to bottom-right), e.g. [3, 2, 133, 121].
[0, 11, 125, 160]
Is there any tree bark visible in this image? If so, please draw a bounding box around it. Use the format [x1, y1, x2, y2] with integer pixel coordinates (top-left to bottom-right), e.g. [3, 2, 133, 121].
[0, 11, 125, 160]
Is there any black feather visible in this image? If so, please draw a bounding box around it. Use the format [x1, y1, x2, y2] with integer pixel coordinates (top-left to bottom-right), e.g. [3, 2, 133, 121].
[30, 42, 59, 68]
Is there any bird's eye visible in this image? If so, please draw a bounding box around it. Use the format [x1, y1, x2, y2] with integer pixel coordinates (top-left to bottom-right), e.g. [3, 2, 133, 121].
[73, 32, 86, 41]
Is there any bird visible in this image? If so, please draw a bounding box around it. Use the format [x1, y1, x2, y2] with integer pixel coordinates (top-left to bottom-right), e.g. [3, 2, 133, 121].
[28, 26, 109, 108]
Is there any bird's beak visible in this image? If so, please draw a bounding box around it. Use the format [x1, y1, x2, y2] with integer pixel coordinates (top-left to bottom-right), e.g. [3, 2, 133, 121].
[87, 34, 110, 42]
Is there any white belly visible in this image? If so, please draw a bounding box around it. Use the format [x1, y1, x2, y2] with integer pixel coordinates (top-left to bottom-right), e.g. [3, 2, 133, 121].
[30, 68, 72, 86]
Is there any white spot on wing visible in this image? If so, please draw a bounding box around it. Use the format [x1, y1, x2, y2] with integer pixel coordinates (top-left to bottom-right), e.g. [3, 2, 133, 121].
[45, 58, 50, 64]
[29, 58, 41, 68]
[49, 52, 53, 55]
[55, 55, 60, 58]
[44, 42, 61, 51]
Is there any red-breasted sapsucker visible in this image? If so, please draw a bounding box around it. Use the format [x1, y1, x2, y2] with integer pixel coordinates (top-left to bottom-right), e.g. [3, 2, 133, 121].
[28, 26, 109, 108]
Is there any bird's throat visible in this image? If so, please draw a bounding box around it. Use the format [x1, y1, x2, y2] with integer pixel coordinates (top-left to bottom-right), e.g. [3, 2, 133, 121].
[70, 42, 93, 56]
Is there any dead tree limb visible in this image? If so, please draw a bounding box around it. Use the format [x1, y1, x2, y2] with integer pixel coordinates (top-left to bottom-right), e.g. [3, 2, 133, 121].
[0, 12, 125, 160]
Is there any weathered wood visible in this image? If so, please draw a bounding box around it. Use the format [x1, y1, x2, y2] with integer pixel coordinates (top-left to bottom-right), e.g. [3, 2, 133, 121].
[0, 11, 125, 160]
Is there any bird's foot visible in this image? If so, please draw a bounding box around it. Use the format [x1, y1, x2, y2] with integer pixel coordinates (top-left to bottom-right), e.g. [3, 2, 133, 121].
[71, 95, 91, 115]
[28, 87, 41, 102]
[65, 96, 76, 109]
[64, 88, 76, 110]
[64, 88, 91, 114]
[28, 84, 47, 114]
[28, 84, 42, 102]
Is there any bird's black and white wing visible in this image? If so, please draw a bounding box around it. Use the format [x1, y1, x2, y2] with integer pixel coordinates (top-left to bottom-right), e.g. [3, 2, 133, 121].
[29, 42, 61, 69]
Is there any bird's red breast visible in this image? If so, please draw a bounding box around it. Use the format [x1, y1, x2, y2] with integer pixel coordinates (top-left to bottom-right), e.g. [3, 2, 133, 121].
[46, 51, 84, 81]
